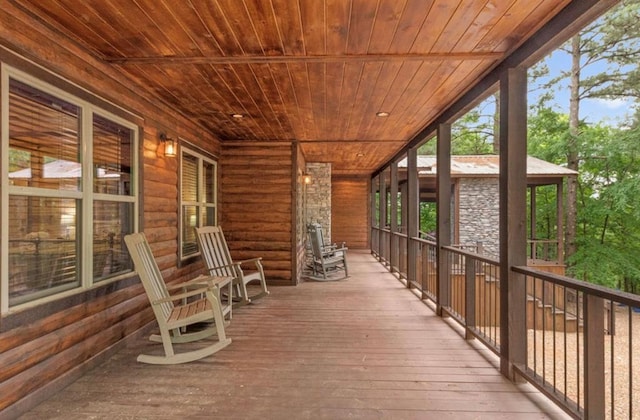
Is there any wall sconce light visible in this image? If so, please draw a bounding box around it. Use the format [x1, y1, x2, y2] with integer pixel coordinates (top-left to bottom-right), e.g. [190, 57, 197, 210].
[303, 174, 312, 184]
[159, 132, 177, 157]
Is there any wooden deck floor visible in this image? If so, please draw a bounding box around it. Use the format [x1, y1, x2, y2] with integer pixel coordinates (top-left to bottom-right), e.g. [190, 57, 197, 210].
[21, 250, 569, 419]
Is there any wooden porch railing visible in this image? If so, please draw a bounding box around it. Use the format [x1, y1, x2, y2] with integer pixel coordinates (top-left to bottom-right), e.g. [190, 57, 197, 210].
[370, 226, 640, 420]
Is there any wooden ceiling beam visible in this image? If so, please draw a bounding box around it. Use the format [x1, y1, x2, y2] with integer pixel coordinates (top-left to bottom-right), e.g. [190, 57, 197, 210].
[105, 52, 503, 65]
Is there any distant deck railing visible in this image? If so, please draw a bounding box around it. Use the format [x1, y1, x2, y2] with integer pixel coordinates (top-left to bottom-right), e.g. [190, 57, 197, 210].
[528, 238, 562, 264]
[371, 226, 640, 420]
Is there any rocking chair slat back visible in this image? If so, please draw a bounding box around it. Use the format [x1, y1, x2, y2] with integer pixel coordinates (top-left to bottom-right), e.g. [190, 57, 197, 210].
[197, 226, 236, 278]
[307, 224, 349, 280]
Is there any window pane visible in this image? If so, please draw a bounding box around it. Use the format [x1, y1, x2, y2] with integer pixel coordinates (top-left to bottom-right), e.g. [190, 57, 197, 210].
[182, 205, 198, 256]
[9, 196, 80, 305]
[93, 115, 133, 195]
[93, 201, 133, 280]
[203, 206, 216, 226]
[203, 160, 215, 203]
[8, 79, 81, 191]
[182, 154, 198, 202]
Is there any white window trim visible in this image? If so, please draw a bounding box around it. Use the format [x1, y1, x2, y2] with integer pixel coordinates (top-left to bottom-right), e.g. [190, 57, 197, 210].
[1, 64, 139, 313]
[179, 145, 217, 261]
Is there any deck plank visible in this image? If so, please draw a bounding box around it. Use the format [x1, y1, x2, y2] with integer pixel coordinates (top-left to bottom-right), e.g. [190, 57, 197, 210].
[20, 250, 569, 419]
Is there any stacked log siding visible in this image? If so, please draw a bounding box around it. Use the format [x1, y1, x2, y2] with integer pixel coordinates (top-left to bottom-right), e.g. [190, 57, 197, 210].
[332, 177, 370, 249]
[219, 143, 295, 285]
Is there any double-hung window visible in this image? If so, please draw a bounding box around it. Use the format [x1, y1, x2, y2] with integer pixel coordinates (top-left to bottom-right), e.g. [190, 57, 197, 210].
[2, 66, 138, 311]
[180, 147, 217, 261]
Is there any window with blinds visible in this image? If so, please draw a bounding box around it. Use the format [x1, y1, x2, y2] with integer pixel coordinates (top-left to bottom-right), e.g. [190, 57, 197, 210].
[180, 147, 217, 260]
[2, 66, 138, 310]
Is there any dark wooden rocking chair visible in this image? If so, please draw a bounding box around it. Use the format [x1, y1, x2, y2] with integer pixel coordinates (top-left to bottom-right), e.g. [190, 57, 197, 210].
[307, 223, 349, 280]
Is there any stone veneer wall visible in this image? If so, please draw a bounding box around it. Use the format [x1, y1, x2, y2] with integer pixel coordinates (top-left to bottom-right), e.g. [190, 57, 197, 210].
[457, 178, 499, 258]
[305, 162, 332, 243]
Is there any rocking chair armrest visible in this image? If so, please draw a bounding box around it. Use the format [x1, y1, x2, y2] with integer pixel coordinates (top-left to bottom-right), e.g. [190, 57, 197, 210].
[179, 274, 233, 289]
[322, 246, 348, 256]
[152, 286, 212, 304]
[206, 262, 241, 273]
[236, 257, 263, 266]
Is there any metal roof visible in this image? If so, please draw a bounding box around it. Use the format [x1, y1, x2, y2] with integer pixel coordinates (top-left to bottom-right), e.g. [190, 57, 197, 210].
[398, 155, 577, 177]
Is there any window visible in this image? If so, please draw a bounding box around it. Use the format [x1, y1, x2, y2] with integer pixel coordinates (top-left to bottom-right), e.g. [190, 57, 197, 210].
[2, 66, 138, 311]
[180, 147, 217, 260]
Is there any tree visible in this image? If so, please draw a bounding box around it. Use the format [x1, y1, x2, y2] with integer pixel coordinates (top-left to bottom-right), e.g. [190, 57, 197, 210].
[570, 119, 640, 291]
[532, 0, 640, 270]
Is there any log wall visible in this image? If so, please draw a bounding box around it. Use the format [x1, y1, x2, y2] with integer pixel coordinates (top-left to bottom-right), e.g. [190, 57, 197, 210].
[219, 142, 296, 285]
[0, 4, 221, 416]
[332, 176, 370, 249]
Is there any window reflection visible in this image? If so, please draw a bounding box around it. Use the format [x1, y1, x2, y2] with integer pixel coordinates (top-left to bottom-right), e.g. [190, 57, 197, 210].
[8, 197, 80, 306]
[5, 74, 137, 307]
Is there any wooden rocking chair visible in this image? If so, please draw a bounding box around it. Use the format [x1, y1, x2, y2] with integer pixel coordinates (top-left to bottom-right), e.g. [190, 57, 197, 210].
[196, 226, 270, 308]
[307, 224, 349, 280]
[124, 232, 232, 364]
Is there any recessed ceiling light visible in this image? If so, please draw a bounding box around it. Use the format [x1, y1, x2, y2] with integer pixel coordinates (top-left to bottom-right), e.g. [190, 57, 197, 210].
[231, 113, 244, 119]
[356, 152, 365, 157]
[376, 111, 390, 117]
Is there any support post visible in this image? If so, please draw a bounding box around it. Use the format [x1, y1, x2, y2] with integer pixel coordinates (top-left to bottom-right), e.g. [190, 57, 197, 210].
[557, 181, 565, 265]
[379, 171, 388, 264]
[407, 147, 419, 290]
[371, 175, 378, 256]
[499, 67, 528, 380]
[390, 162, 399, 273]
[436, 123, 452, 316]
[464, 256, 476, 340]
[584, 294, 605, 419]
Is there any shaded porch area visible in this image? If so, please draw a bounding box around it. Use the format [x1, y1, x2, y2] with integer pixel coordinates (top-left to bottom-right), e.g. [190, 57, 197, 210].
[21, 251, 568, 419]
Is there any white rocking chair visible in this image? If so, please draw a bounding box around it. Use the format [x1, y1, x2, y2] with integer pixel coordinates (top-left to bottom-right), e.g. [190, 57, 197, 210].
[124, 232, 232, 364]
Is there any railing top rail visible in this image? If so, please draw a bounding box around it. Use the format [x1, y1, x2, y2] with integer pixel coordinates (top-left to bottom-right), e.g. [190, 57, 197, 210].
[410, 236, 436, 245]
[513, 265, 640, 307]
[441, 244, 499, 266]
[391, 231, 408, 239]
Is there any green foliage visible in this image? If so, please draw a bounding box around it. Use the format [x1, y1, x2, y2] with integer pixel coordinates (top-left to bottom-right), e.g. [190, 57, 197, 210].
[418, 96, 497, 156]
[450, 106, 495, 155]
[419, 202, 436, 235]
[527, 104, 640, 291]
[8, 148, 31, 172]
[525, 0, 640, 293]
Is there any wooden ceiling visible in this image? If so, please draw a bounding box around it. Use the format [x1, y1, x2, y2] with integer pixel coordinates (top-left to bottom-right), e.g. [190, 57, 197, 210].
[13, 0, 572, 175]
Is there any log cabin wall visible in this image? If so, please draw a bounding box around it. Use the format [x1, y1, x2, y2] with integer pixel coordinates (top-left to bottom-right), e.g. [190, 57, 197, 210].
[0, 5, 221, 416]
[332, 176, 370, 249]
[219, 142, 296, 286]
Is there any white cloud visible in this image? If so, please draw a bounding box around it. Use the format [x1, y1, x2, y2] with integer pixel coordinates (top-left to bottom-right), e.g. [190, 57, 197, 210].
[590, 97, 629, 109]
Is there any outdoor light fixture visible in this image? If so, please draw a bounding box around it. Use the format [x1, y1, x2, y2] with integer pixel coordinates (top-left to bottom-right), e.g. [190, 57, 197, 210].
[303, 174, 312, 184]
[159, 132, 176, 157]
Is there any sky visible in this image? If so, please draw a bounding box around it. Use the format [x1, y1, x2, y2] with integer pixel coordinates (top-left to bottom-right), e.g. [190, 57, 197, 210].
[530, 48, 637, 127]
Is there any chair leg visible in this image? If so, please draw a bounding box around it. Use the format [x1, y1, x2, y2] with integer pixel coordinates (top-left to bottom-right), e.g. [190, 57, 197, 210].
[232, 280, 251, 308]
[207, 291, 228, 342]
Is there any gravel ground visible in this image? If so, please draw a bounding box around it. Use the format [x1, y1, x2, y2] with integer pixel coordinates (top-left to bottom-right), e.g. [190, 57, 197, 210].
[527, 305, 640, 419]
